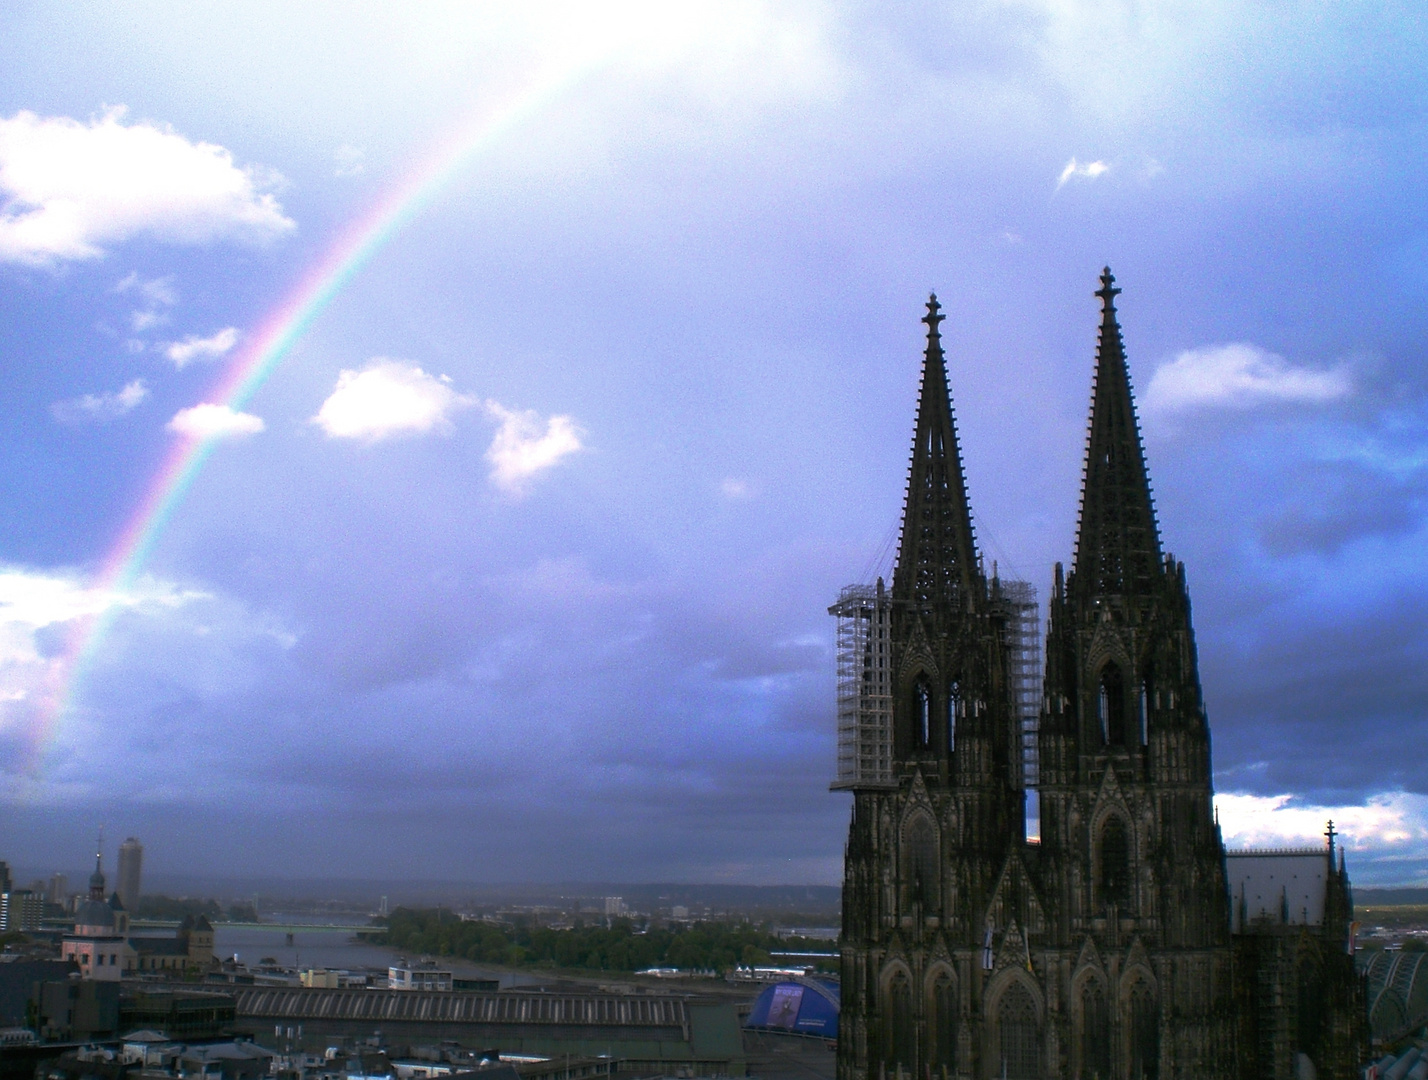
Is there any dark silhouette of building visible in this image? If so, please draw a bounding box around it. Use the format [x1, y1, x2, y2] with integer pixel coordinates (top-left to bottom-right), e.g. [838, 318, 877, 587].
[834, 272, 1364, 1080]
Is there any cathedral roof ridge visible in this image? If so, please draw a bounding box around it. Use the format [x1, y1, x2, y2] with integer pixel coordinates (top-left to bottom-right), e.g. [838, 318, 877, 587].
[1225, 846, 1332, 858]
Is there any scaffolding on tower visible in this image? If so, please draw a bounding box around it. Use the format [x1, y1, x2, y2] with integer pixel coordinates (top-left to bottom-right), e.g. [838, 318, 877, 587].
[999, 579, 1041, 789]
[828, 581, 893, 789]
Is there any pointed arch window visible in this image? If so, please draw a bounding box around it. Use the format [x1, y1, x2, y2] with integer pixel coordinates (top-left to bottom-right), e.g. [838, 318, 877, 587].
[1098, 663, 1126, 745]
[947, 680, 959, 751]
[930, 970, 957, 1072]
[997, 983, 1040, 1079]
[1295, 949, 1323, 1060]
[1127, 978, 1159, 1079]
[905, 816, 938, 912]
[1139, 661, 1154, 746]
[1099, 817, 1131, 910]
[886, 969, 915, 1074]
[915, 679, 932, 750]
[1079, 980, 1110, 1080]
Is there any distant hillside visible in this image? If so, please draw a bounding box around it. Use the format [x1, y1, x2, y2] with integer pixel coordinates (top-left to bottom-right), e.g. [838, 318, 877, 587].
[78, 875, 842, 919]
[1355, 888, 1428, 906]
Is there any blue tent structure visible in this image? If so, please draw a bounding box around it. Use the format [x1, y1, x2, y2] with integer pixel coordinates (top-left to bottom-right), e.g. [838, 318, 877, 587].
[744, 979, 839, 1040]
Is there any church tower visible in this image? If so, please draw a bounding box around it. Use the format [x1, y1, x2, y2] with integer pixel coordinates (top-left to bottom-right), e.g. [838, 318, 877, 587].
[1036, 269, 1234, 1079]
[837, 296, 1027, 1080]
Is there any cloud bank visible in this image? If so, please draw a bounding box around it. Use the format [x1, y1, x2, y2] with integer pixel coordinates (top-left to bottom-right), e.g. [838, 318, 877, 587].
[0, 107, 293, 265]
[0, 565, 202, 767]
[1217, 791, 1428, 877]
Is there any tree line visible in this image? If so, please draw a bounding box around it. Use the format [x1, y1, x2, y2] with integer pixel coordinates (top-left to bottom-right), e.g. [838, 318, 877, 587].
[375, 909, 836, 973]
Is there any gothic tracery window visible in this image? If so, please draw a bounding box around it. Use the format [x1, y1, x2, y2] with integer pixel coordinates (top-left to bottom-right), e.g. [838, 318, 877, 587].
[1099, 816, 1131, 910]
[906, 815, 938, 912]
[1296, 949, 1323, 1061]
[930, 970, 957, 1073]
[915, 679, 932, 749]
[1127, 978, 1159, 1079]
[886, 969, 915, 1074]
[1079, 980, 1110, 1080]
[947, 680, 958, 751]
[1098, 663, 1126, 745]
[997, 983, 1040, 1080]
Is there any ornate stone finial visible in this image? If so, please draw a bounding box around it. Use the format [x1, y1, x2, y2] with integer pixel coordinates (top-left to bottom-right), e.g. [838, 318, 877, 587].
[1326, 819, 1337, 853]
[1095, 266, 1120, 308]
[922, 293, 945, 332]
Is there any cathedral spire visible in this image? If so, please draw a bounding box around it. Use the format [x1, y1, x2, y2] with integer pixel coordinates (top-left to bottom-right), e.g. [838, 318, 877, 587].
[891, 294, 979, 606]
[89, 833, 106, 902]
[1072, 268, 1161, 598]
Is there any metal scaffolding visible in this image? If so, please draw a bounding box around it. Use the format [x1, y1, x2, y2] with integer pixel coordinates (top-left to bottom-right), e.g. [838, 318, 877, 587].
[829, 578, 1042, 791]
[828, 582, 893, 789]
[1000, 579, 1041, 789]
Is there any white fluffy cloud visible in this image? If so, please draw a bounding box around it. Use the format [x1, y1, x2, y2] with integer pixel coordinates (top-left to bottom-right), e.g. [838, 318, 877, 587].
[485, 401, 584, 493]
[1056, 157, 1109, 188]
[51, 379, 148, 424]
[0, 107, 293, 265]
[1216, 791, 1428, 855]
[165, 327, 239, 368]
[1144, 343, 1352, 414]
[312, 360, 473, 440]
[167, 403, 264, 439]
[312, 361, 583, 491]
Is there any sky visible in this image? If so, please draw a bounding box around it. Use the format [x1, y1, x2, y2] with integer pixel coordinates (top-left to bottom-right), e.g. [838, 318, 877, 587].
[1, 0, 1426, 888]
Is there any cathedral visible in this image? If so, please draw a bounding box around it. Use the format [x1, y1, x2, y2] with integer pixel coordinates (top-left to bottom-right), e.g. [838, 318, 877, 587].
[832, 271, 1366, 1080]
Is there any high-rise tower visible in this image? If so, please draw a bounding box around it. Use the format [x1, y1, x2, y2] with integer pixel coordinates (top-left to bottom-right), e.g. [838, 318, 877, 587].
[117, 837, 143, 912]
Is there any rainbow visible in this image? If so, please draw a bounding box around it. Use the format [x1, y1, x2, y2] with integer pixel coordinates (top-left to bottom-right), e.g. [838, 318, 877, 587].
[26, 52, 598, 773]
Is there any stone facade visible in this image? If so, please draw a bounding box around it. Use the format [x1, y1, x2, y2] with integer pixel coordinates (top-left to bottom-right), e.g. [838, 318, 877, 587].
[835, 272, 1365, 1080]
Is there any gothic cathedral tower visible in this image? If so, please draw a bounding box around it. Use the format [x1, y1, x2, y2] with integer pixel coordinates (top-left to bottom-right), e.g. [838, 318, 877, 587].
[836, 273, 1256, 1080]
[837, 296, 1030, 1080]
[1036, 269, 1235, 1078]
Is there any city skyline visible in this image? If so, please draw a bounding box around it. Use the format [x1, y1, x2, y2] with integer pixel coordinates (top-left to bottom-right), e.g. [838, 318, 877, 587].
[1, 3, 1425, 885]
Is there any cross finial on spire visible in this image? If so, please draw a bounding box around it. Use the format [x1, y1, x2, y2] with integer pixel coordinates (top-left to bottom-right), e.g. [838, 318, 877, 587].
[922, 293, 944, 334]
[1095, 266, 1120, 309]
[1326, 819, 1336, 853]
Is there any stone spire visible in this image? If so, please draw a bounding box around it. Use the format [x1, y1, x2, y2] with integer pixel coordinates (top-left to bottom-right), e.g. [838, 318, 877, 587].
[891, 294, 979, 607]
[1071, 268, 1161, 599]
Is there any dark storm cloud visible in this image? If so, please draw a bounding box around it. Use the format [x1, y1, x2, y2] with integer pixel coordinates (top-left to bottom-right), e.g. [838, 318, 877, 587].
[1206, 591, 1428, 800]
[1259, 458, 1426, 557]
[6, 1, 1428, 883]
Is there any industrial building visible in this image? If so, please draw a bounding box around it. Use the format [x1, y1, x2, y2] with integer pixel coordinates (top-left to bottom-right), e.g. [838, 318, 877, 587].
[230, 987, 746, 1076]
